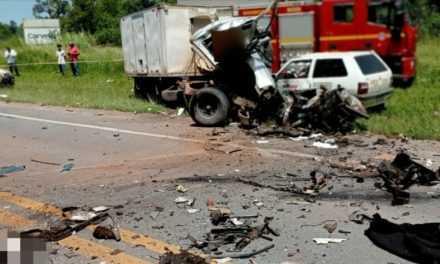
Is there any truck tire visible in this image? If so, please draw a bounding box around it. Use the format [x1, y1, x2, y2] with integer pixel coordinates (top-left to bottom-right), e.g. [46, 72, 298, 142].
[189, 88, 230, 126]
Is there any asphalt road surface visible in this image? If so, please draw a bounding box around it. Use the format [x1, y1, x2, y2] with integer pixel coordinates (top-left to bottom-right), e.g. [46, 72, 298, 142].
[1, 102, 439, 264]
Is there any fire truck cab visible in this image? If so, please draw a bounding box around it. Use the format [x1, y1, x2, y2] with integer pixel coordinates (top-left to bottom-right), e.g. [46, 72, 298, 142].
[234, 0, 416, 85]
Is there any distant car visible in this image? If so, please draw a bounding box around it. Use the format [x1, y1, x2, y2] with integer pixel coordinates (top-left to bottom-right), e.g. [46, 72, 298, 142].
[275, 51, 393, 108]
[0, 69, 15, 87]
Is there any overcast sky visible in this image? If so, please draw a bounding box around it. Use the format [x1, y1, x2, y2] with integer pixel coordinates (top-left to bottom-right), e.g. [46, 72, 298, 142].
[0, 0, 35, 24]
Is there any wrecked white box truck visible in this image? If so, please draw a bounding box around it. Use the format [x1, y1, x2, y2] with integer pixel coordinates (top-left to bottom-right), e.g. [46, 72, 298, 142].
[121, 2, 368, 133]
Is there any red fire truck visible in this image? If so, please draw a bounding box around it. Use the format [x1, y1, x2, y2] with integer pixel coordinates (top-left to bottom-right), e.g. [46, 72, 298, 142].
[235, 0, 416, 85]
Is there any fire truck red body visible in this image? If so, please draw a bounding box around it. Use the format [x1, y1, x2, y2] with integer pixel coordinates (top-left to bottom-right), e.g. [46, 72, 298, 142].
[236, 0, 416, 83]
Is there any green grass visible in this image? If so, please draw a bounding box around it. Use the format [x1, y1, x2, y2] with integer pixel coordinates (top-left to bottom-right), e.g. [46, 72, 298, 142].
[363, 37, 440, 140]
[0, 35, 164, 113]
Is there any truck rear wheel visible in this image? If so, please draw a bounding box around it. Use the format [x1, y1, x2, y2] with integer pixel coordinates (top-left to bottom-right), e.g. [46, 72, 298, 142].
[189, 88, 230, 126]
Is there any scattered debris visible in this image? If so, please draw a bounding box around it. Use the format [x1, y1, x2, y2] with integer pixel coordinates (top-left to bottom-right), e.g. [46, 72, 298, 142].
[376, 152, 439, 205]
[313, 238, 346, 244]
[92, 206, 110, 212]
[187, 209, 200, 214]
[231, 218, 244, 226]
[331, 161, 367, 172]
[349, 211, 372, 224]
[253, 200, 264, 207]
[289, 133, 323, 141]
[189, 215, 279, 258]
[312, 141, 338, 149]
[323, 221, 338, 233]
[109, 249, 123, 255]
[176, 185, 188, 193]
[177, 108, 185, 116]
[174, 197, 191, 204]
[69, 211, 97, 221]
[0, 165, 26, 175]
[217, 145, 241, 154]
[22, 213, 108, 241]
[93, 215, 120, 241]
[61, 163, 75, 173]
[93, 226, 117, 240]
[159, 250, 208, 264]
[30, 158, 61, 166]
[210, 208, 231, 225]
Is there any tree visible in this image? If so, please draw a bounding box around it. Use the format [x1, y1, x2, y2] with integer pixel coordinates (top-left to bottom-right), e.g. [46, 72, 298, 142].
[122, 0, 155, 14]
[94, 0, 124, 44]
[64, 0, 97, 33]
[9, 20, 17, 34]
[33, 0, 70, 19]
[408, 0, 440, 37]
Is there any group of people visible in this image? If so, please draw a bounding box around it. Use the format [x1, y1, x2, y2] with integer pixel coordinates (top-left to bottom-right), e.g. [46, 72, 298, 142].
[56, 42, 80, 76]
[4, 42, 81, 77]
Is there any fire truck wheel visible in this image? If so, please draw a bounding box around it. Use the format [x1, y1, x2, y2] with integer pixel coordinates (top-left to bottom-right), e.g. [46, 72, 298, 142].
[189, 88, 230, 126]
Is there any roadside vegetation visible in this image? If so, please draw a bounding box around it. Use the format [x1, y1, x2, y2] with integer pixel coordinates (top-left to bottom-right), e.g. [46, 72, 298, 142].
[0, 35, 163, 113]
[363, 37, 440, 140]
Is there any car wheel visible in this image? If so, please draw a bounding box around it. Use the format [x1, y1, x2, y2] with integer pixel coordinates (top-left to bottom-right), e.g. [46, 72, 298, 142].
[189, 88, 230, 126]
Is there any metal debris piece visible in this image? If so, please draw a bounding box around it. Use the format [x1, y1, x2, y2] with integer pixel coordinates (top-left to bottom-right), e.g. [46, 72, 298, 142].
[92, 215, 121, 241]
[231, 218, 244, 226]
[22, 213, 108, 242]
[210, 208, 231, 225]
[218, 145, 242, 154]
[187, 198, 196, 206]
[349, 211, 372, 224]
[313, 238, 346, 244]
[187, 208, 201, 214]
[0, 165, 25, 175]
[92, 206, 110, 212]
[31, 159, 60, 166]
[109, 249, 123, 255]
[323, 221, 338, 233]
[176, 184, 188, 193]
[93, 226, 117, 240]
[312, 141, 338, 149]
[377, 152, 440, 205]
[60, 163, 74, 173]
[69, 211, 97, 221]
[174, 197, 189, 203]
[177, 107, 185, 116]
[211, 244, 275, 259]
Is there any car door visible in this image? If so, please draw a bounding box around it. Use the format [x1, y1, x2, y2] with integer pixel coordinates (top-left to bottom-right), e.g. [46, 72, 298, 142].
[310, 58, 351, 90]
[276, 59, 313, 91]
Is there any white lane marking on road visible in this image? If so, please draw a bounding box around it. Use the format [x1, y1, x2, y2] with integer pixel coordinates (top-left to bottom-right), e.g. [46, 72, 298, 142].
[0, 112, 205, 144]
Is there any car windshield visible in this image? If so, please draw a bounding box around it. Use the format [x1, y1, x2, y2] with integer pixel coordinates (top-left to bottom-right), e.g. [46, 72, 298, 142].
[355, 54, 388, 75]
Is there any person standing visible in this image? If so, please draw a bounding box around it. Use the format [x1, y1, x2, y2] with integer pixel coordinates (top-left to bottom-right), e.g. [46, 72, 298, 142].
[4, 47, 19, 76]
[67, 42, 80, 76]
[56, 44, 66, 76]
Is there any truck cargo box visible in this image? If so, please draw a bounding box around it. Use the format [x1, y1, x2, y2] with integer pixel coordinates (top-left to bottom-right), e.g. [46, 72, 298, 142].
[121, 4, 232, 77]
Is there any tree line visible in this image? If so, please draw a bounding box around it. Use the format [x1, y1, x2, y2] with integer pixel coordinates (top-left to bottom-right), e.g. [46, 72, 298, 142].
[0, 0, 439, 44]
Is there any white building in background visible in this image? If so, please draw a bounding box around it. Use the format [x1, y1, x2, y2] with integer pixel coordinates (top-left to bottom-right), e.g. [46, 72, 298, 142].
[23, 19, 60, 45]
